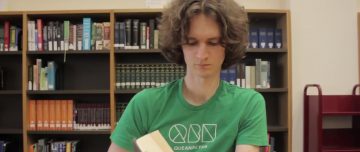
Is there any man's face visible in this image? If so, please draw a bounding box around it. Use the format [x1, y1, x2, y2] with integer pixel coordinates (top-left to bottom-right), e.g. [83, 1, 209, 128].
[182, 14, 225, 79]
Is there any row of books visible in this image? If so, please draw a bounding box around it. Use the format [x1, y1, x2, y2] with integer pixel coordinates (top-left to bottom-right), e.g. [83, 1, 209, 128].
[115, 102, 128, 121]
[114, 18, 160, 50]
[28, 100, 111, 131]
[230, 59, 271, 89]
[115, 63, 185, 89]
[28, 18, 110, 51]
[28, 59, 58, 91]
[29, 139, 78, 152]
[249, 28, 282, 49]
[0, 21, 22, 51]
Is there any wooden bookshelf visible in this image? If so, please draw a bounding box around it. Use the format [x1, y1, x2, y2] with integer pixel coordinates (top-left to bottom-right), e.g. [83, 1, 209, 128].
[0, 9, 292, 152]
[0, 11, 24, 152]
[358, 13, 360, 90]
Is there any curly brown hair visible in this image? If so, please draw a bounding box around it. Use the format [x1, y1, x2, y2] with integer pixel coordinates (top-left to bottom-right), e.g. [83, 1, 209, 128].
[159, 0, 248, 69]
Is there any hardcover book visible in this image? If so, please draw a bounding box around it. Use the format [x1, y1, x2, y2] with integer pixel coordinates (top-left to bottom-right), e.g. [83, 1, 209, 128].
[134, 130, 173, 152]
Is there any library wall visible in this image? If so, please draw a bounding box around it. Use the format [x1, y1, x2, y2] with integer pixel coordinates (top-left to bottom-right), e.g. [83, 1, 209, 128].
[290, 0, 359, 152]
[2, 0, 286, 11]
[2, 0, 360, 152]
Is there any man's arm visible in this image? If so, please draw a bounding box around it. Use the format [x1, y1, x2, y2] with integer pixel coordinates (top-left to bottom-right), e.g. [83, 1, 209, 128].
[108, 142, 129, 152]
[235, 145, 259, 152]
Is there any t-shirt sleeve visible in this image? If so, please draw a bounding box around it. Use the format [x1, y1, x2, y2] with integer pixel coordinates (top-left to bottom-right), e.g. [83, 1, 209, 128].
[110, 94, 148, 151]
[236, 92, 268, 146]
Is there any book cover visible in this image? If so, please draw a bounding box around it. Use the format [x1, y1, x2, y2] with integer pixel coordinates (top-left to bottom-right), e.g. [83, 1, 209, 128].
[114, 22, 120, 48]
[249, 28, 258, 48]
[29, 100, 36, 130]
[275, 29, 282, 48]
[103, 22, 111, 50]
[49, 100, 55, 130]
[4, 21, 9, 51]
[37, 19, 43, 51]
[119, 22, 126, 49]
[266, 28, 274, 48]
[132, 19, 140, 49]
[0, 24, 4, 51]
[43, 100, 49, 130]
[259, 28, 267, 49]
[134, 130, 173, 152]
[82, 18, 92, 51]
[48, 22, 53, 51]
[36, 100, 43, 130]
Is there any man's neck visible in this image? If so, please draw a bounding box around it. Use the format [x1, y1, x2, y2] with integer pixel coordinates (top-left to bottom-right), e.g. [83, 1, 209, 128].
[182, 75, 220, 106]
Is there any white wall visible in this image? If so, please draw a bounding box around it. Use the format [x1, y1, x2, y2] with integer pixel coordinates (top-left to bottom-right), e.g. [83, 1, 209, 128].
[3, 0, 287, 10]
[0, 0, 7, 11]
[2, 0, 360, 151]
[290, 0, 359, 152]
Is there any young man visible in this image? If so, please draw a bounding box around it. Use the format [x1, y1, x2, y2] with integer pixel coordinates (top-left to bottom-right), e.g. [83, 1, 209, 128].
[108, 0, 268, 151]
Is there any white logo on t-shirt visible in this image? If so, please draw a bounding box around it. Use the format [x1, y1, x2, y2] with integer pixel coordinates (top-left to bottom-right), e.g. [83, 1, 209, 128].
[168, 124, 217, 144]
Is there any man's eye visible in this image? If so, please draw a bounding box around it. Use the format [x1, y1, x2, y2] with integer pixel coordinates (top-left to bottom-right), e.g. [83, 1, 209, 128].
[208, 41, 219, 46]
[187, 42, 197, 45]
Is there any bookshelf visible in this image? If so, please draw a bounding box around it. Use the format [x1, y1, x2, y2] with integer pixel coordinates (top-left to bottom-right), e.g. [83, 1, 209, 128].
[0, 11, 24, 152]
[0, 9, 292, 152]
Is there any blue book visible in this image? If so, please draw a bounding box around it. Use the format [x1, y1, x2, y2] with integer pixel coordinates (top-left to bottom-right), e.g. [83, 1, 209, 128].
[220, 69, 227, 81]
[266, 28, 274, 48]
[228, 66, 237, 85]
[82, 18, 92, 51]
[258, 28, 267, 48]
[47, 61, 56, 90]
[249, 28, 258, 48]
[275, 29, 282, 48]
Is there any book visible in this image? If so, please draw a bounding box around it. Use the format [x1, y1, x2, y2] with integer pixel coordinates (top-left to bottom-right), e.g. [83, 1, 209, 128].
[275, 29, 282, 48]
[0, 24, 4, 51]
[82, 18, 92, 50]
[259, 28, 267, 48]
[134, 130, 173, 152]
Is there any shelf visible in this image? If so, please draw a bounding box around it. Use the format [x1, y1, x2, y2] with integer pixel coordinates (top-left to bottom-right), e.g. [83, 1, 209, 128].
[27, 50, 110, 55]
[27, 130, 111, 135]
[27, 90, 110, 95]
[0, 129, 23, 134]
[246, 48, 287, 53]
[114, 49, 161, 53]
[323, 112, 360, 116]
[115, 88, 288, 94]
[255, 88, 288, 93]
[0, 51, 22, 55]
[323, 147, 360, 152]
[115, 89, 143, 94]
[0, 90, 22, 95]
[268, 126, 288, 132]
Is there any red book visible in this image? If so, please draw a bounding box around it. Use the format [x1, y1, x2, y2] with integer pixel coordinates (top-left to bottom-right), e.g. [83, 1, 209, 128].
[4, 21, 10, 51]
[37, 19, 43, 51]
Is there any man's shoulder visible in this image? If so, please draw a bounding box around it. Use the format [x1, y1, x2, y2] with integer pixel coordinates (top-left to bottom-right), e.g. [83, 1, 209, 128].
[132, 79, 180, 102]
[222, 81, 260, 96]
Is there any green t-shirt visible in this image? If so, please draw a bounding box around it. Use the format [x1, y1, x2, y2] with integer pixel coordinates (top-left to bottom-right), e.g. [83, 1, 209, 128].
[110, 79, 268, 152]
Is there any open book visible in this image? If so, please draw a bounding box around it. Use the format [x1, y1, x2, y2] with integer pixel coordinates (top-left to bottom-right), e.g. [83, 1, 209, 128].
[134, 130, 174, 152]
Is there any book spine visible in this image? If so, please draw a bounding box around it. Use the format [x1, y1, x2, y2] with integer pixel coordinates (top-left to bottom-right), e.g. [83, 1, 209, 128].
[64, 21, 70, 51]
[132, 19, 139, 49]
[37, 19, 43, 51]
[259, 28, 267, 49]
[4, 21, 10, 51]
[82, 18, 92, 51]
[114, 22, 120, 48]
